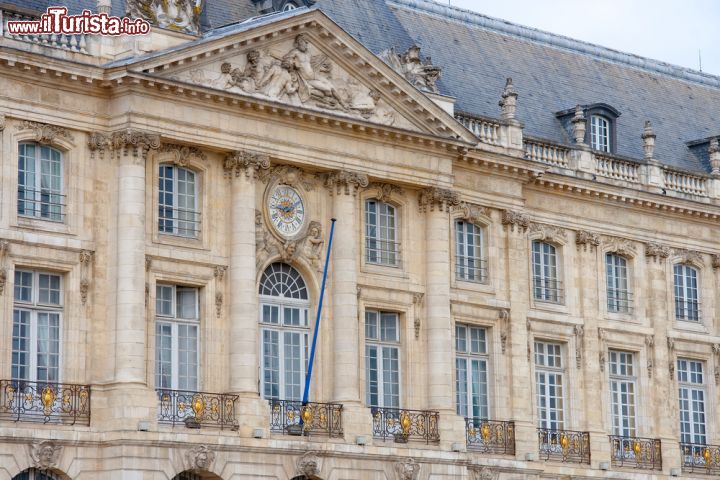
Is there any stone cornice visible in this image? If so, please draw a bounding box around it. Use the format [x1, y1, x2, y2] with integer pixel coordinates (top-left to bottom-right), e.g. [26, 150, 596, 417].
[418, 187, 460, 212]
[223, 150, 270, 178]
[321, 170, 369, 196]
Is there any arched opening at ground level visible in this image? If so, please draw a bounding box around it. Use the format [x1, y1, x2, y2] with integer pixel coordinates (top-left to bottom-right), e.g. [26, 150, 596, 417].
[13, 469, 69, 480]
[173, 471, 223, 480]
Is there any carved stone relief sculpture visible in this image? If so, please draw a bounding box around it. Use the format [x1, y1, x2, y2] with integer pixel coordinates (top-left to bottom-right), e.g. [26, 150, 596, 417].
[296, 451, 321, 479]
[379, 45, 441, 93]
[127, 0, 203, 35]
[394, 458, 420, 480]
[30, 440, 62, 470]
[186, 444, 215, 471]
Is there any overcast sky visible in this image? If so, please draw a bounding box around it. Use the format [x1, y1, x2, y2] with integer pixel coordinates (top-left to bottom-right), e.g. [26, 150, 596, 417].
[445, 0, 720, 76]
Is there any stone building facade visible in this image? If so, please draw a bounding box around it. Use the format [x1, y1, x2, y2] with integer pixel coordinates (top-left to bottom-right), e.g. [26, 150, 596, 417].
[0, 0, 720, 479]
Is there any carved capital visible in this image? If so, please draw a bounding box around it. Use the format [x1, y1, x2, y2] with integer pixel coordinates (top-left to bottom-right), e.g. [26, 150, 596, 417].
[158, 143, 206, 166]
[321, 170, 369, 195]
[418, 187, 459, 213]
[529, 222, 566, 243]
[501, 209, 530, 232]
[214, 265, 227, 281]
[296, 451, 321, 478]
[17, 120, 73, 144]
[186, 444, 215, 471]
[30, 440, 62, 470]
[645, 242, 671, 262]
[394, 458, 420, 480]
[224, 150, 270, 178]
[457, 203, 489, 225]
[88, 129, 160, 160]
[79, 250, 94, 265]
[575, 230, 600, 251]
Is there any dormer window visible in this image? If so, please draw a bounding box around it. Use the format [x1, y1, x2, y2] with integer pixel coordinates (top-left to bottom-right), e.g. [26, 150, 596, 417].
[282, 1, 298, 10]
[590, 115, 610, 152]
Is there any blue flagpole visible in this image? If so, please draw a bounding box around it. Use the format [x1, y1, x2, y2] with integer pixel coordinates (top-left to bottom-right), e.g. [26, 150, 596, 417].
[302, 218, 336, 406]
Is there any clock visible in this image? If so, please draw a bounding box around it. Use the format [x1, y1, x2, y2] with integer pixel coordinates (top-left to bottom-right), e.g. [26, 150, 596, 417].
[267, 185, 305, 236]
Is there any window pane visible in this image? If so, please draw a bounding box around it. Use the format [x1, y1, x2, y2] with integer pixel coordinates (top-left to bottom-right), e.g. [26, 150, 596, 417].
[156, 285, 174, 316]
[155, 323, 173, 389]
[12, 310, 31, 381]
[14, 271, 33, 302]
[262, 330, 280, 399]
[176, 288, 197, 319]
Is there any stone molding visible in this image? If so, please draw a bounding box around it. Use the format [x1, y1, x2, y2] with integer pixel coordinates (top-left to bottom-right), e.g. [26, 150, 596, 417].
[223, 150, 270, 178]
[88, 129, 161, 161]
[575, 230, 600, 251]
[418, 187, 459, 213]
[674, 248, 703, 266]
[261, 164, 316, 191]
[501, 209, 529, 232]
[369, 182, 404, 203]
[186, 444, 215, 471]
[157, 143, 207, 166]
[645, 242, 671, 263]
[456, 203, 490, 225]
[16, 120, 74, 144]
[30, 440, 62, 470]
[296, 451, 321, 478]
[602, 236, 637, 257]
[394, 457, 420, 480]
[528, 222, 567, 244]
[469, 465, 499, 480]
[321, 170, 369, 196]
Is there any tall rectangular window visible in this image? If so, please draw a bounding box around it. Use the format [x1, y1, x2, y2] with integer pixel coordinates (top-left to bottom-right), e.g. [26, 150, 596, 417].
[12, 270, 62, 383]
[590, 115, 610, 152]
[260, 303, 308, 400]
[606, 253, 630, 313]
[609, 350, 636, 437]
[678, 359, 706, 446]
[18, 143, 64, 222]
[365, 200, 398, 266]
[365, 311, 400, 408]
[455, 324, 489, 419]
[532, 241, 561, 303]
[159, 164, 200, 238]
[455, 221, 486, 282]
[674, 264, 699, 321]
[535, 341, 564, 430]
[155, 285, 200, 391]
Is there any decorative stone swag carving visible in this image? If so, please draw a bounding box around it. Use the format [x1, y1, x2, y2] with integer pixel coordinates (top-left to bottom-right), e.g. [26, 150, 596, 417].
[469, 465, 499, 480]
[645, 335, 655, 378]
[574, 325, 584, 369]
[30, 440, 62, 470]
[456, 203, 489, 225]
[603, 236, 636, 257]
[88, 129, 161, 161]
[379, 45, 441, 93]
[413, 293, 424, 339]
[158, 143, 207, 166]
[296, 451, 321, 479]
[598, 328, 607, 371]
[645, 242, 671, 262]
[501, 209, 530, 232]
[223, 150, 270, 178]
[526, 319, 533, 361]
[499, 309, 510, 354]
[369, 182, 404, 203]
[528, 222, 566, 244]
[713, 344, 720, 385]
[0, 240, 8, 296]
[186, 444, 215, 471]
[16, 120, 74, 144]
[321, 170, 369, 196]
[667, 336, 676, 376]
[79, 250, 94, 305]
[418, 187, 459, 212]
[394, 457, 420, 480]
[674, 248, 703, 265]
[126, 0, 203, 35]
[575, 230, 600, 251]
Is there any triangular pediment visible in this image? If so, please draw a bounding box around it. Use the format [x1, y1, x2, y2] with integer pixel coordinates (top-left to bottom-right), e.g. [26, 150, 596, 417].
[123, 9, 475, 141]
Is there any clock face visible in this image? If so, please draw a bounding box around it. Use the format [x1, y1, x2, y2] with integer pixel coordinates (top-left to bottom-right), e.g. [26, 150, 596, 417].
[268, 185, 305, 236]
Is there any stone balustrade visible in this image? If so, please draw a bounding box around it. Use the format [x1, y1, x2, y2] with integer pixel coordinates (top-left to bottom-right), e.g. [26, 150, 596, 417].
[524, 138, 570, 168]
[594, 153, 641, 183]
[455, 113, 500, 145]
[1, 9, 88, 54]
[663, 167, 708, 196]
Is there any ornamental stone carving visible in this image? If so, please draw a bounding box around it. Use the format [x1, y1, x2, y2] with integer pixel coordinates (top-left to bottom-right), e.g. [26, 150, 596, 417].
[457, 203, 489, 225]
[712, 254, 720, 269]
[529, 222, 566, 244]
[217, 35, 393, 124]
[158, 143, 206, 166]
[186, 444, 215, 471]
[642, 120, 656, 160]
[667, 336, 676, 376]
[603, 236, 636, 257]
[215, 292, 223, 317]
[88, 129, 161, 161]
[0, 113, 5, 131]
[469, 465, 499, 480]
[369, 182, 404, 203]
[499, 309, 510, 354]
[574, 325, 584, 369]
[223, 150, 270, 178]
[413, 292, 424, 339]
[571, 105, 586, 144]
[321, 170, 369, 196]
[674, 249, 703, 266]
[394, 457, 420, 480]
[30, 440, 62, 470]
[80, 278, 90, 305]
[575, 230, 600, 251]
[126, 0, 203, 35]
[499, 78, 518, 121]
[256, 214, 325, 271]
[713, 344, 720, 385]
[598, 328, 607, 371]
[501, 210, 529, 232]
[645, 335, 655, 378]
[0, 269, 6, 296]
[0, 240, 9, 258]
[17, 121, 73, 144]
[710, 138, 720, 176]
[296, 451, 321, 479]
[260, 164, 316, 191]
[645, 242, 670, 262]
[380, 45, 441, 93]
[418, 187, 459, 212]
[214, 265, 227, 281]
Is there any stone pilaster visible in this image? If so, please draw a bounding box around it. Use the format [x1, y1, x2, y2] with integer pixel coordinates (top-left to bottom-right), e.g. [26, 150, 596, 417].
[323, 170, 369, 441]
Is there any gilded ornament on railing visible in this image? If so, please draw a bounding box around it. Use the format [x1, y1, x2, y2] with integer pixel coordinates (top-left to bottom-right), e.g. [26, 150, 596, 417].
[157, 389, 238, 430]
[41, 386, 55, 415]
[269, 400, 343, 437]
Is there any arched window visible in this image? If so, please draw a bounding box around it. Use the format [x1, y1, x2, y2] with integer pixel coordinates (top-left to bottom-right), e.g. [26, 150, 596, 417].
[532, 241, 562, 303]
[455, 220, 486, 282]
[674, 264, 699, 321]
[365, 199, 399, 266]
[13, 469, 62, 480]
[171, 472, 222, 480]
[259, 263, 309, 400]
[590, 115, 610, 152]
[18, 143, 64, 222]
[606, 253, 631, 313]
[282, 1, 298, 10]
[159, 164, 200, 238]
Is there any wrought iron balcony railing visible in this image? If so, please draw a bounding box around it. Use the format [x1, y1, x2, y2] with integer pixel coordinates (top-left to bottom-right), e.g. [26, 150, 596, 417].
[371, 407, 440, 444]
[157, 389, 238, 430]
[158, 207, 202, 238]
[456, 257, 488, 283]
[675, 300, 701, 322]
[607, 289, 633, 313]
[466, 418, 515, 455]
[17, 188, 65, 222]
[532, 277, 564, 304]
[0, 379, 90, 425]
[269, 399, 343, 437]
[365, 238, 401, 267]
[681, 442, 720, 475]
[610, 435, 662, 470]
[538, 428, 591, 464]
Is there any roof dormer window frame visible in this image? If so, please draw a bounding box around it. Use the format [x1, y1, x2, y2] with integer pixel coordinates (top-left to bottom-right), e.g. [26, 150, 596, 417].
[584, 103, 621, 154]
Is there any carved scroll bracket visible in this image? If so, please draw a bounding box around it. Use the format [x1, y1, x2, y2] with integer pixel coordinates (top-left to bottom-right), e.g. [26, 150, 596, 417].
[575, 230, 600, 252]
[645, 242, 671, 263]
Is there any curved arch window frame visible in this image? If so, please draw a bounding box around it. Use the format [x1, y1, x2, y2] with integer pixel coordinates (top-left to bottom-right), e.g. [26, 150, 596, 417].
[158, 163, 201, 239]
[281, 1, 299, 11]
[531, 240, 563, 304]
[364, 198, 400, 268]
[454, 219, 487, 283]
[17, 142, 65, 223]
[674, 263, 700, 322]
[590, 115, 611, 153]
[605, 252, 632, 314]
[259, 263, 310, 401]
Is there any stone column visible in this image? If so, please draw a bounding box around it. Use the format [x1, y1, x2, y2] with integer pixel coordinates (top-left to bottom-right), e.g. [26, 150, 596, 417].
[419, 187, 464, 448]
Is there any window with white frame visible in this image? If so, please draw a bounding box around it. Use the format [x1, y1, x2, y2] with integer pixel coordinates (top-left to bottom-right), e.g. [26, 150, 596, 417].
[535, 341, 565, 430]
[259, 263, 309, 401]
[12, 270, 62, 383]
[674, 264, 700, 321]
[366, 311, 400, 408]
[17, 143, 64, 222]
[609, 350, 637, 437]
[590, 115, 610, 152]
[606, 253, 631, 313]
[455, 220, 486, 283]
[678, 359, 706, 446]
[365, 199, 399, 266]
[532, 241, 562, 303]
[455, 324, 489, 419]
[158, 164, 200, 238]
[155, 285, 200, 391]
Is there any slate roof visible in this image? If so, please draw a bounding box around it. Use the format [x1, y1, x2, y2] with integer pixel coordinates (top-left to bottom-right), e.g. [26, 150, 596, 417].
[3, 0, 719, 172]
